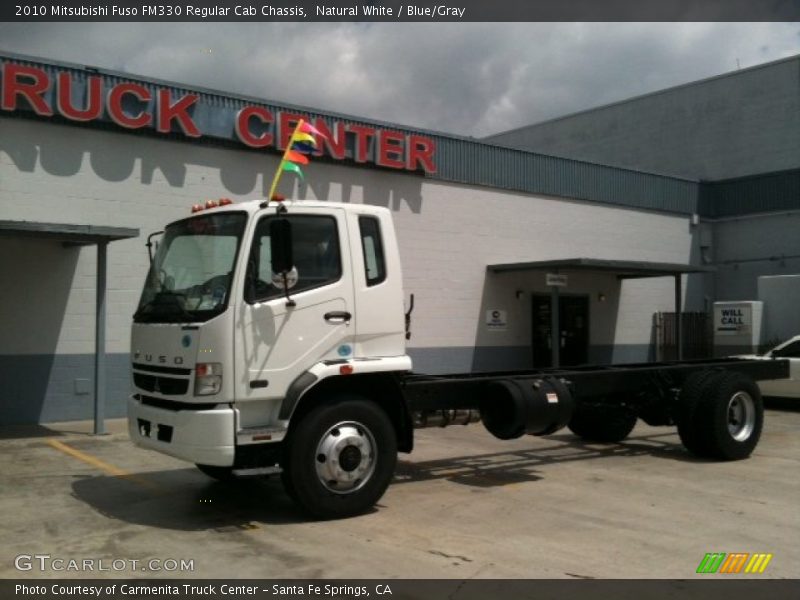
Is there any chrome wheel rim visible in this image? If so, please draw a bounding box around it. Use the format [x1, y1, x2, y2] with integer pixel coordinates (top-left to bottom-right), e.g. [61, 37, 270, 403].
[727, 392, 755, 441]
[315, 421, 377, 494]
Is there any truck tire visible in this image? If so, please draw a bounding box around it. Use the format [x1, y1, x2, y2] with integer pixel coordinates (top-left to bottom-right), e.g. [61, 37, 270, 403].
[693, 372, 764, 460]
[282, 396, 397, 519]
[675, 370, 716, 456]
[567, 402, 637, 443]
[195, 464, 236, 482]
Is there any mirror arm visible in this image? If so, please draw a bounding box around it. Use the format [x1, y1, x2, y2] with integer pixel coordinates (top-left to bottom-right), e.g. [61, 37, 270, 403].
[146, 230, 164, 264]
[282, 272, 296, 308]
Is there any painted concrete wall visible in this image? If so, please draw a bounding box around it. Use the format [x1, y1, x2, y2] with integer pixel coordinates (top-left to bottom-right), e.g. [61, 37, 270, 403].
[485, 57, 800, 181]
[758, 275, 800, 346]
[712, 211, 800, 301]
[0, 116, 698, 423]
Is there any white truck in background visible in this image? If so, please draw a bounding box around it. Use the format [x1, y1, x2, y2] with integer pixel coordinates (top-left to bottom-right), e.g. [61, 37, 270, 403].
[128, 198, 787, 518]
[739, 336, 800, 399]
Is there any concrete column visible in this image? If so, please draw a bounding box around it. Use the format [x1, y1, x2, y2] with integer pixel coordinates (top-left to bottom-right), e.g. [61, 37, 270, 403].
[551, 285, 560, 368]
[94, 241, 108, 435]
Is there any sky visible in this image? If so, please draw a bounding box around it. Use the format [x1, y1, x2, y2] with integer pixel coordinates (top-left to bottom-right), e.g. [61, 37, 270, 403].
[0, 22, 798, 137]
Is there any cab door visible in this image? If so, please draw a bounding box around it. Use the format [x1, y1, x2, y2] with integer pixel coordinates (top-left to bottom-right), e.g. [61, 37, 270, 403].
[234, 208, 355, 403]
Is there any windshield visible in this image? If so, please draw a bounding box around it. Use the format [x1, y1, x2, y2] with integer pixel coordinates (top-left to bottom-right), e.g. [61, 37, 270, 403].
[134, 212, 247, 323]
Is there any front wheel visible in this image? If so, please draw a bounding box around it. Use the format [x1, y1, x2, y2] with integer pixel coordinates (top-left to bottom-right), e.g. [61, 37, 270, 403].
[282, 396, 397, 519]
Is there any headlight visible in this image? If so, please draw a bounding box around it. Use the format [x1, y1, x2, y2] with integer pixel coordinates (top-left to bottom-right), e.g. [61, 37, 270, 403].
[195, 362, 222, 396]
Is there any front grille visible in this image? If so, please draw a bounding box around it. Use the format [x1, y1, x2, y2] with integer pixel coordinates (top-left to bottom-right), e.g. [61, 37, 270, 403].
[133, 373, 189, 395]
[132, 363, 192, 376]
[138, 395, 221, 412]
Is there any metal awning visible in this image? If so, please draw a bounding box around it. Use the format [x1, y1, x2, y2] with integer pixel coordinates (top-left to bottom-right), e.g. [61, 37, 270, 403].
[487, 257, 715, 365]
[0, 221, 138, 245]
[1, 220, 139, 433]
[487, 257, 715, 278]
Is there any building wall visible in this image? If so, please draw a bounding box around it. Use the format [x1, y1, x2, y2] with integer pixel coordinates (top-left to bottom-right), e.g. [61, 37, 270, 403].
[0, 116, 698, 423]
[758, 275, 800, 346]
[484, 56, 800, 181]
[712, 211, 800, 301]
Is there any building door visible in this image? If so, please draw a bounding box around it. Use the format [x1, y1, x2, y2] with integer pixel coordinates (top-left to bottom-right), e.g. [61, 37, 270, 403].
[531, 294, 589, 368]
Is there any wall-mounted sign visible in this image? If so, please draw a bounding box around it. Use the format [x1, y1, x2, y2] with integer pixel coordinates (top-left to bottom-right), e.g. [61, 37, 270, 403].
[546, 273, 568, 287]
[486, 309, 507, 331]
[0, 61, 437, 173]
[714, 304, 752, 335]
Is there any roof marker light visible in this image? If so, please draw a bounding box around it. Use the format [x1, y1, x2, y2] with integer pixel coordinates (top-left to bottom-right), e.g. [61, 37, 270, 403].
[191, 204, 204, 213]
[205, 200, 218, 209]
[219, 198, 233, 206]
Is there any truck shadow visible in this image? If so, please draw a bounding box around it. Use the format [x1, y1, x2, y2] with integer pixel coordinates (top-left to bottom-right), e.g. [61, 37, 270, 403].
[765, 398, 800, 412]
[395, 431, 705, 488]
[69, 469, 324, 531]
[70, 431, 709, 529]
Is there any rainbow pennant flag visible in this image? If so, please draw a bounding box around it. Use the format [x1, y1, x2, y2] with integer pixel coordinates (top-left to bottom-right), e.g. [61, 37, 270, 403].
[267, 119, 327, 201]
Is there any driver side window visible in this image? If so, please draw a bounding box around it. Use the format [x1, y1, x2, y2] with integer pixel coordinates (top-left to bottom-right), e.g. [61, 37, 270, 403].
[246, 215, 342, 303]
[773, 341, 800, 359]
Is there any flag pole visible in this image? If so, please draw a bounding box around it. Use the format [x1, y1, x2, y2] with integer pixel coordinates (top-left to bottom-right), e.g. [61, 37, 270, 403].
[267, 118, 306, 202]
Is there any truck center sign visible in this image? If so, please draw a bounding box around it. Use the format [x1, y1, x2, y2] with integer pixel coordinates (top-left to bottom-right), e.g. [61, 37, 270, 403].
[0, 61, 437, 173]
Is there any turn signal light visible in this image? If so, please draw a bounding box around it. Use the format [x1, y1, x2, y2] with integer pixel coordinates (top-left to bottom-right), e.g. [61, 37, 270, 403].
[195, 362, 222, 396]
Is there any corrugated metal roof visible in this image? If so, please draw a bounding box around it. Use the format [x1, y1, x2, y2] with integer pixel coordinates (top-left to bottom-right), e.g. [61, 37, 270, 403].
[700, 170, 800, 218]
[0, 50, 724, 218]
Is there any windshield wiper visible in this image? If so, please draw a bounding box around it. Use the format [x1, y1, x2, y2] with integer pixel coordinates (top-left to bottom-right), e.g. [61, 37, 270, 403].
[134, 291, 196, 322]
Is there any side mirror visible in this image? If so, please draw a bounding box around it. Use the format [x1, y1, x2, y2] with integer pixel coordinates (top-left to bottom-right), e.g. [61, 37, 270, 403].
[270, 218, 294, 274]
[146, 230, 164, 264]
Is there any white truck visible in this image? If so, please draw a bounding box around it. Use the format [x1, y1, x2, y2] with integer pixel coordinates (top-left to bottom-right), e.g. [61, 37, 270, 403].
[128, 198, 788, 518]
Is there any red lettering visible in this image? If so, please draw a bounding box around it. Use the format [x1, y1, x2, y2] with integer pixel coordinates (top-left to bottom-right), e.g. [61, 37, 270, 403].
[377, 130, 406, 169]
[235, 106, 274, 148]
[348, 124, 376, 163]
[313, 118, 346, 160]
[157, 90, 200, 137]
[279, 111, 306, 150]
[57, 73, 102, 122]
[107, 83, 151, 129]
[407, 135, 436, 173]
[1, 63, 53, 116]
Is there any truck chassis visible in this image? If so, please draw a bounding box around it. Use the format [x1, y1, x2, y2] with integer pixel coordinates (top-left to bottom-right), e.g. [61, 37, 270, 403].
[188, 357, 787, 518]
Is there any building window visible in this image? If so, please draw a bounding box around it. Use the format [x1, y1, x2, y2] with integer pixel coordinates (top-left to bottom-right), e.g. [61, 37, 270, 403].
[359, 216, 386, 286]
[246, 215, 341, 303]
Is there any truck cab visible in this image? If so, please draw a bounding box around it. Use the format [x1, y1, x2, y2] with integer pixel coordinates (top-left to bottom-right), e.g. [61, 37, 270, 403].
[129, 199, 412, 516]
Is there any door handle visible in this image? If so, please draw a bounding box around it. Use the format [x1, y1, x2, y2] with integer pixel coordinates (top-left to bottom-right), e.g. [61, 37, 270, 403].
[324, 311, 352, 323]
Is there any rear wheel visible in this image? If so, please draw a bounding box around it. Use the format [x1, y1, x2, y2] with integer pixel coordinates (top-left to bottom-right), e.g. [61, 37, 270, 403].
[282, 396, 397, 519]
[696, 372, 763, 460]
[675, 370, 716, 456]
[567, 401, 637, 443]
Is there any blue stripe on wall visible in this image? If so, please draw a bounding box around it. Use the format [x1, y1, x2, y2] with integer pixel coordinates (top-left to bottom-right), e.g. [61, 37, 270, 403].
[2, 344, 654, 424]
[0, 353, 130, 425]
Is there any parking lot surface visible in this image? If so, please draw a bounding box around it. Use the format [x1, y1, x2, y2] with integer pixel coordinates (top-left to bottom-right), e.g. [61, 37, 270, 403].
[1, 407, 798, 579]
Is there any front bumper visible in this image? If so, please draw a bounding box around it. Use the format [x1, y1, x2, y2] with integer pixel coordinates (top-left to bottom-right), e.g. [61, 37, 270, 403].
[127, 396, 235, 467]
